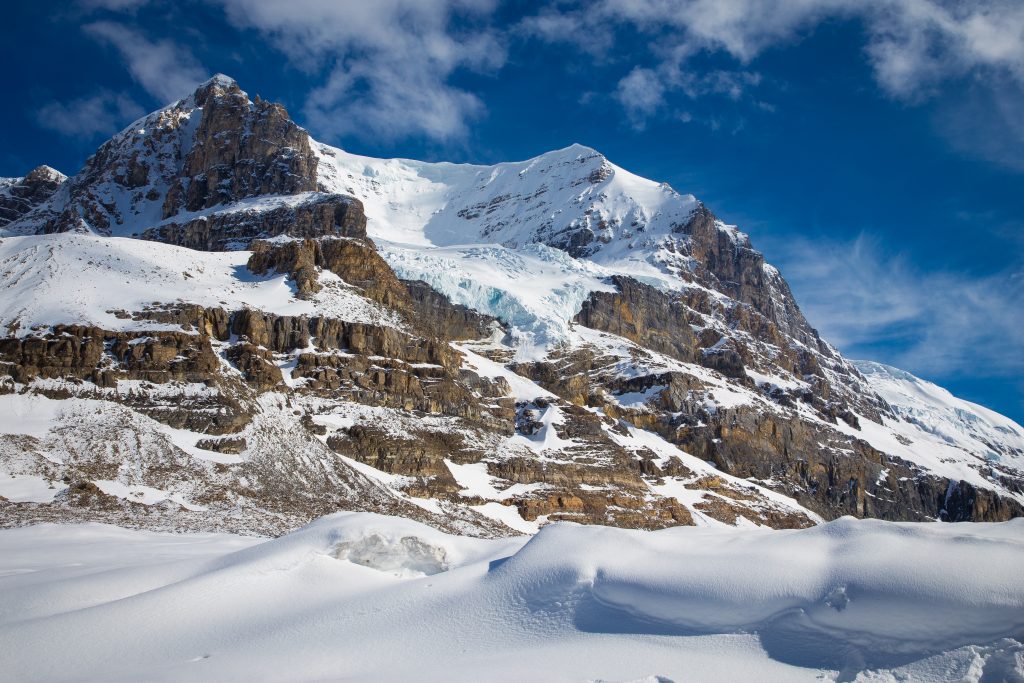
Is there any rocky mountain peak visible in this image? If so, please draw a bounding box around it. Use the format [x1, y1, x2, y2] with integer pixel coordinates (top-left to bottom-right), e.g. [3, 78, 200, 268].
[25, 165, 67, 184]
[0, 165, 67, 228]
[666, 200, 821, 348]
[161, 74, 318, 217]
[2, 74, 329, 248]
[191, 73, 242, 102]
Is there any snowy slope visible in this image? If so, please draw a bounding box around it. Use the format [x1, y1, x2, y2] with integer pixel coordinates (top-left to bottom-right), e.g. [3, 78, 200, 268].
[1, 513, 1022, 683]
[854, 361, 1024, 468]
[315, 142, 746, 355]
[379, 241, 614, 354]
[0, 177, 20, 206]
[317, 141, 717, 281]
[0, 233, 401, 335]
[316, 141, 717, 263]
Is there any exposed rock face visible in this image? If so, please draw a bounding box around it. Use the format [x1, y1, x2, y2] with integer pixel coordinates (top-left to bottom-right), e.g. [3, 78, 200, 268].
[402, 279, 501, 341]
[0, 323, 248, 434]
[673, 203, 822, 348]
[513, 340, 1024, 525]
[143, 193, 366, 251]
[486, 401, 703, 528]
[161, 78, 318, 216]
[0, 166, 66, 227]
[576, 274, 885, 421]
[327, 425, 467, 494]
[247, 238, 501, 341]
[0, 324, 219, 386]
[663, 403, 1024, 522]
[0, 295, 520, 537]
[575, 276, 699, 364]
[248, 236, 412, 311]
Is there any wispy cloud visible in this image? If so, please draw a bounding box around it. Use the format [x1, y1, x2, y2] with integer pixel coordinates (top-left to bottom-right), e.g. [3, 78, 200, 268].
[615, 67, 666, 127]
[77, 0, 150, 11]
[931, 75, 1024, 172]
[766, 232, 1024, 381]
[83, 21, 208, 103]
[36, 90, 144, 139]
[525, 0, 1024, 132]
[615, 64, 762, 129]
[213, 0, 505, 144]
[864, 0, 1024, 99]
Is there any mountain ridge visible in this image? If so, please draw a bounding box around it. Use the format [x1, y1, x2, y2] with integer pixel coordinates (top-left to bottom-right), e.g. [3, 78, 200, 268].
[1, 74, 1021, 536]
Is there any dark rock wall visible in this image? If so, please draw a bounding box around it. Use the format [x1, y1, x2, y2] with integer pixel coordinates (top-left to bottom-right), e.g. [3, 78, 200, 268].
[575, 276, 699, 364]
[402, 279, 501, 341]
[675, 203, 822, 349]
[162, 82, 318, 216]
[144, 193, 366, 251]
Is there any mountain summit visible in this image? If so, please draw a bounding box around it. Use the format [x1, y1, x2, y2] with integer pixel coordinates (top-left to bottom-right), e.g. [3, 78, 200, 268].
[1, 76, 1021, 535]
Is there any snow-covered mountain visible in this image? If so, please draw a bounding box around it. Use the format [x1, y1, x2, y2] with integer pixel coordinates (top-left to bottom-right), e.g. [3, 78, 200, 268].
[854, 360, 1024, 470]
[1, 75, 1022, 537]
[0, 165, 65, 228]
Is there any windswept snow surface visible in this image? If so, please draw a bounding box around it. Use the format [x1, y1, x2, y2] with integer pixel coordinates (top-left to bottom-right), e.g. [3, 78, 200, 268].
[1, 513, 1022, 683]
[315, 142, 703, 256]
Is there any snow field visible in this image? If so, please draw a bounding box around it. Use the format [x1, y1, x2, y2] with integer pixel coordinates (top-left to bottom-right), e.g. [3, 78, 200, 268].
[0, 233, 397, 335]
[0, 513, 1021, 682]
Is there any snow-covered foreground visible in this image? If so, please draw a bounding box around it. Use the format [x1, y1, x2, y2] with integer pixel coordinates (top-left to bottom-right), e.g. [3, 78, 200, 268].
[1, 515, 1022, 683]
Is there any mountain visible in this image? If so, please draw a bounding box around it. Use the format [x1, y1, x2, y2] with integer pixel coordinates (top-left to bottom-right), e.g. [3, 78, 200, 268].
[0, 165, 65, 227]
[1, 75, 1021, 537]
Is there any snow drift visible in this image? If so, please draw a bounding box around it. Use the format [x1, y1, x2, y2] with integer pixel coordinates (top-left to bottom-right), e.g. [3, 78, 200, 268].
[0, 513, 1021, 682]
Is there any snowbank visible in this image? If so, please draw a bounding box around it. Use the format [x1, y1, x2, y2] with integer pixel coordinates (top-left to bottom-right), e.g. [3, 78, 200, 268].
[0, 513, 1021, 682]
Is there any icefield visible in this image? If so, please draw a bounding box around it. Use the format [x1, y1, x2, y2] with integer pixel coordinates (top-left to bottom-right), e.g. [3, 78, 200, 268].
[1, 514, 1022, 682]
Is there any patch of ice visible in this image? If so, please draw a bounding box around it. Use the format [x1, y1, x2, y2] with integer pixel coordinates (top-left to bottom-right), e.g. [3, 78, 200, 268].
[332, 534, 449, 577]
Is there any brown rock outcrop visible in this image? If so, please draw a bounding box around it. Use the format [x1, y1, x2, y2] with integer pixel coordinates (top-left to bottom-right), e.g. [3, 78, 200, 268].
[402, 280, 501, 341]
[247, 237, 410, 312]
[162, 78, 318, 216]
[674, 203, 821, 347]
[144, 193, 366, 251]
[575, 276, 699, 364]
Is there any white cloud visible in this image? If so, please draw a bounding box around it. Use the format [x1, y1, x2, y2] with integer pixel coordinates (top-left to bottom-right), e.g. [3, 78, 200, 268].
[36, 90, 145, 138]
[766, 233, 1024, 381]
[677, 69, 762, 99]
[516, 8, 612, 56]
[83, 22, 208, 103]
[616, 67, 666, 125]
[527, 0, 1024, 124]
[213, 0, 505, 143]
[605, 0, 842, 62]
[864, 0, 1024, 99]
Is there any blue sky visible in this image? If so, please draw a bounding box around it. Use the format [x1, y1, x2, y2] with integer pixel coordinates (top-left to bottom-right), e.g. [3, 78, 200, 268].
[3, 0, 1023, 422]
